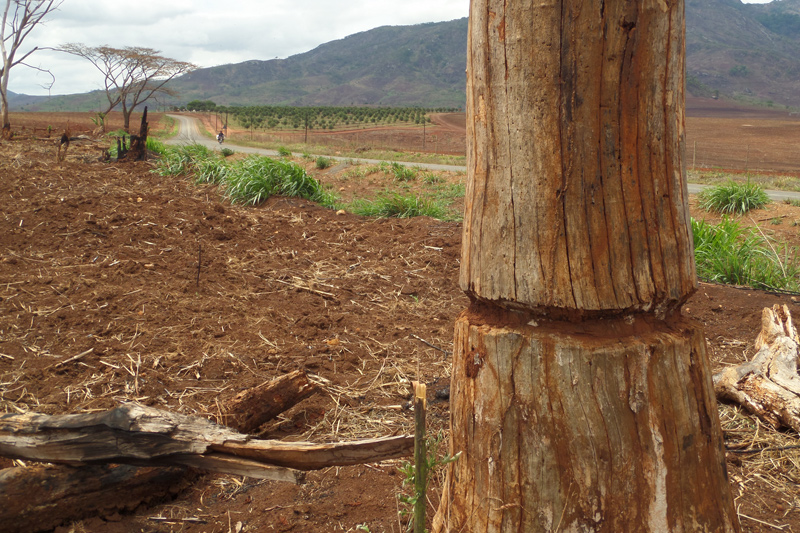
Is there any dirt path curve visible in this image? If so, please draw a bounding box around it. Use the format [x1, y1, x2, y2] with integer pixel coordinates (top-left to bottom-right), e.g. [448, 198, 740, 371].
[166, 114, 800, 202]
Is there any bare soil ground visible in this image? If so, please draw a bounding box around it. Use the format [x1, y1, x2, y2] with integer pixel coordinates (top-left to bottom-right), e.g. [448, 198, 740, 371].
[1, 110, 800, 532]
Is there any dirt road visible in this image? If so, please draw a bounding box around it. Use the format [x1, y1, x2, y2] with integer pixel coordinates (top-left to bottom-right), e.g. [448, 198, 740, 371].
[167, 114, 800, 203]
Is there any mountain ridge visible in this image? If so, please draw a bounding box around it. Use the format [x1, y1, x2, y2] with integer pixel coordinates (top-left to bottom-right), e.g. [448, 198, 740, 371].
[12, 0, 800, 111]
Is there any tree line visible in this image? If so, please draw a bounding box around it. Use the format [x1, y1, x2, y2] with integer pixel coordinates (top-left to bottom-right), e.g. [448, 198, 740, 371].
[185, 101, 460, 131]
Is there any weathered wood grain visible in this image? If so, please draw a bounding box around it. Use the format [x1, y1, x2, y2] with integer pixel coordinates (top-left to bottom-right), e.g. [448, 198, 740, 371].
[459, 0, 696, 315]
[714, 305, 800, 432]
[0, 404, 413, 479]
[438, 0, 740, 531]
[434, 307, 738, 532]
[223, 369, 319, 434]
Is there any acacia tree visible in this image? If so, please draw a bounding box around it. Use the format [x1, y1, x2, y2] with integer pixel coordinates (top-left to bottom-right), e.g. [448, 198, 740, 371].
[1, 0, 64, 138]
[60, 44, 196, 131]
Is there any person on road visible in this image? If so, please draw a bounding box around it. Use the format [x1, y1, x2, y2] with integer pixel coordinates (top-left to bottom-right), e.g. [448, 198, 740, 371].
[217, 131, 225, 144]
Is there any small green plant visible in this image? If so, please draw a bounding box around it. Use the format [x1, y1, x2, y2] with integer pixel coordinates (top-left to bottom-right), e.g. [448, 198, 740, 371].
[145, 137, 168, 156]
[277, 146, 291, 157]
[355, 525, 371, 532]
[397, 432, 460, 532]
[315, 156, 332, 169]
[422, 172, 443, 184]
[770, 217, 783, 225]
[90, 112, 106, 130]
[389, 162, 418, 182]
[220, 147, 235, 157]
[697, 180, 770, 214]
[785, 198, 800, 208]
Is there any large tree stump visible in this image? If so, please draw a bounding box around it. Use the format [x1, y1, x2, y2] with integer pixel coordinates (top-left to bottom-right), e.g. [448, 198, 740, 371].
[434, 0, 740, 531]
[435, 306, 736, 531]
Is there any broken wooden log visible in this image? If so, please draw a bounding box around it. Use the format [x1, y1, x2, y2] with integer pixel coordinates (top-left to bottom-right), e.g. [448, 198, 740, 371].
[714, 304, 800, 432]
[0, 463, 192, 533]
[0, 403, 413, 481]
[224, 369, 319, 434]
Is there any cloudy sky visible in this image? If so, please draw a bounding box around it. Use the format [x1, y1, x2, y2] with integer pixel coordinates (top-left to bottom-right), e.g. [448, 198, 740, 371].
[10, 0, 772, 96]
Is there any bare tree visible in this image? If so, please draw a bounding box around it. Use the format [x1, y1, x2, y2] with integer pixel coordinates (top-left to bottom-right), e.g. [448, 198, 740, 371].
[1, 0, 64, 139]
[60, 44, 196, 131]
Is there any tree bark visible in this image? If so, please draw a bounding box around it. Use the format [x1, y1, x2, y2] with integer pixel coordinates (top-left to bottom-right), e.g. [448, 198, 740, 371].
[435, 0, 740, 531]
[0, 463, 191, 533]
[460, 0, 694, 317]
[434, 305, 737, 532]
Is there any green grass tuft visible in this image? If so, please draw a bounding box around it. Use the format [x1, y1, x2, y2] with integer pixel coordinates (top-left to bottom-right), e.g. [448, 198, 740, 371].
[315, 156, 332, 169]
[224, 155, 338, 207]
[697, 181, 770, 214]
[349, 192, 452, 219]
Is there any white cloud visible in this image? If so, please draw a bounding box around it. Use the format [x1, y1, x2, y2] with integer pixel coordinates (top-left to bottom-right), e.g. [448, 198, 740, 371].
[8, 0, 469, 95]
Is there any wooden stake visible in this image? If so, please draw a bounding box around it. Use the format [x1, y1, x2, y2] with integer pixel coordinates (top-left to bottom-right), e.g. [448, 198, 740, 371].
[414, 383, 427, 533]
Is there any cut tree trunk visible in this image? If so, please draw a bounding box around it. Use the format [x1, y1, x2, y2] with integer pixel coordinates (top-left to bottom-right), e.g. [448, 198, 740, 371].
[459, 0, 695, 317]
[0, 463, 192, 533]
[434, 305, 737, 531]
[224, 369, 319, 434]
[434, 0, 740, 531]
[714, 304, 800, 432]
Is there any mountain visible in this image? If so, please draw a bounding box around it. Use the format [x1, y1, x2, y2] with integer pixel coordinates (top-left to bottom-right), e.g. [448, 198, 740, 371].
[172, 18, 468, 108]
[13, 1, 800, 111]
[686, 0, 800, 107]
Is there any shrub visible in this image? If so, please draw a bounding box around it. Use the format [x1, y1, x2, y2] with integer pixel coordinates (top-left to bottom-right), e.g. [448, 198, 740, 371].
[697, 181, 770, 214]
[277, 146, 292, 157]
[316, 156, 333, 170]
[220, 148, 235, 157]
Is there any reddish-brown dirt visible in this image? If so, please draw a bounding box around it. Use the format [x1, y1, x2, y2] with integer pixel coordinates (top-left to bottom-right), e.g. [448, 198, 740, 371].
[1, 111, 800, 532]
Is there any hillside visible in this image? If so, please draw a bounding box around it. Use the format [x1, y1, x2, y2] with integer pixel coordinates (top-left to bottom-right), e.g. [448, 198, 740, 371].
[686, 0, 800, 107]
[14, 0, 800, 110]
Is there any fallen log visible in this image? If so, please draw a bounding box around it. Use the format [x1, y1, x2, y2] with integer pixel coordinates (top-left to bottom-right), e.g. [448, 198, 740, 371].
[224, 369, 319, 434]
[0, 403, 413, 482]
[713, 304, 800, 432]
[0, 463, 192, 533]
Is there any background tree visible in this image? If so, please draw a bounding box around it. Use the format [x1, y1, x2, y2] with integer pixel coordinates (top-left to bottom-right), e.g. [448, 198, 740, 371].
[0, 0, 64, 139]
[60, 44, 196, 132]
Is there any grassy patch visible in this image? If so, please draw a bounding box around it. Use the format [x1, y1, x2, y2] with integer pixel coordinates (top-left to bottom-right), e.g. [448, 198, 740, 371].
[154, 143, 338, 207]
[692, 217, 800, 292]
[697, 180, 770, 214]
[349, 192, 454, 220]
[225, 156, 337, 207]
